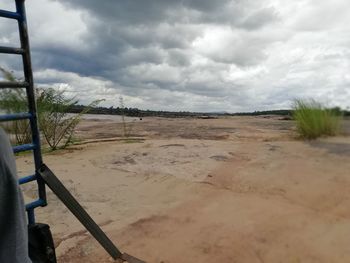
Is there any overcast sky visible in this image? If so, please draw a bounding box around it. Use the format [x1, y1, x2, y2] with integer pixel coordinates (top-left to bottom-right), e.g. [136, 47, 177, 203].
[1, 0, 349, 112]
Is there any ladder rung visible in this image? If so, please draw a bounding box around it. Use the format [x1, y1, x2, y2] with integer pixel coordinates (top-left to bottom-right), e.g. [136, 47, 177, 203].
[13, 143, 36, 153]
[19, 174, 36, 185]
[25, 198, 46, 211]
[0, 9, 21, 20]
[0, 112, 32, 122]
[0, 46, 25, 55]
[0, 81, 29, 88]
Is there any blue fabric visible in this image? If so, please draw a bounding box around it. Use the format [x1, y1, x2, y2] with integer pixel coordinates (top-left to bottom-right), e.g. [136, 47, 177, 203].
[0, 128, 32, 263]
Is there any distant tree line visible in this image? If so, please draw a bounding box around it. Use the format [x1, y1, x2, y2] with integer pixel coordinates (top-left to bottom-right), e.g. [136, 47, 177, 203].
[231, 109, 292, 116]
[68, 105, 350, 118]
[68, 105, 207, 118]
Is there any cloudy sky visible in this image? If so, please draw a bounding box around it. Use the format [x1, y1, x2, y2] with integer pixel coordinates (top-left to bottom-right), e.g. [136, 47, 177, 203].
[1, 0, 349, 112]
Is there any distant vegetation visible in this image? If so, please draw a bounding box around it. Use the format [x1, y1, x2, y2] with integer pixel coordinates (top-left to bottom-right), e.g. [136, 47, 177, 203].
[68, 104, 208, 118]
[293, 99, 343, 139]
[68, 105, 350, 118]
[68, 105, 296, 118]
[231, 109, 292, 117]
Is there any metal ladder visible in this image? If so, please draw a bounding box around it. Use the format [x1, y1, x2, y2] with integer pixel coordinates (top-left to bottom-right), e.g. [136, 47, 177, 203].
[0, 0, 46, 225]
[0, 1, 144, 262]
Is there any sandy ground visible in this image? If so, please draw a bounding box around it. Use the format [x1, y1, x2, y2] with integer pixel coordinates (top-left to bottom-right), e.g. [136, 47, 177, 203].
[16, 115, 350, 263]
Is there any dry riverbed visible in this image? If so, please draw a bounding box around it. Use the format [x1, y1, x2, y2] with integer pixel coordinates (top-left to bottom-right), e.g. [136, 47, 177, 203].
[16, 115, 350, 263]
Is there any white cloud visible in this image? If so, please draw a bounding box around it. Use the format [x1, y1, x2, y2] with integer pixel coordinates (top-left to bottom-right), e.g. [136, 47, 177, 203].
[126, 63, 182, 83]
[26, 0, 88, 50]
[34, 69, 120, 106]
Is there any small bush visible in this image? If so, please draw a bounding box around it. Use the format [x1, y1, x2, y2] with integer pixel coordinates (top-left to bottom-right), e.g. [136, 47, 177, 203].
[0, 67, 102, 150]
[37, 88, 102, 150]
[119, 96, 134, 138]
[0, 67, 32, 144]
[292, 99, 342, 139]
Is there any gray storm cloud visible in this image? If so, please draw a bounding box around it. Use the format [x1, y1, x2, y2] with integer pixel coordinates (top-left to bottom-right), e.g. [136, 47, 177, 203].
[0, 0, 349, 112]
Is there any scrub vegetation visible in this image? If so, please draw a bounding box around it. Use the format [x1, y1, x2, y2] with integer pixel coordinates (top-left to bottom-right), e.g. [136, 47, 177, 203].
[0, 67, 101, 150]
[293, 99, 342, 139]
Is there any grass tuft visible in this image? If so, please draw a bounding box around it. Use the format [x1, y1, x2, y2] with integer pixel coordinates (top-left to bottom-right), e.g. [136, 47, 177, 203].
[293, 99, 342, 139]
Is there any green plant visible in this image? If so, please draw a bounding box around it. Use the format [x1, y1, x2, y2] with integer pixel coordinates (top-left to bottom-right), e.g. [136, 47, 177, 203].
[37, 88, 102, 150]
[292, 99, 342, 139]
[119, 95, 134, 138]
[0, 67, 31, 144]
[0, 67, 102, 150]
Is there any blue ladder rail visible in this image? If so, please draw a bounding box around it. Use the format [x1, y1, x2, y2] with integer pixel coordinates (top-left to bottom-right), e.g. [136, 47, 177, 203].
[0, 8, 21, 20]
[0, 0, 47, 225]
[0, 112, 32, 121]
[0, 46, 25, 54]
[0, 81, 29, 88]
